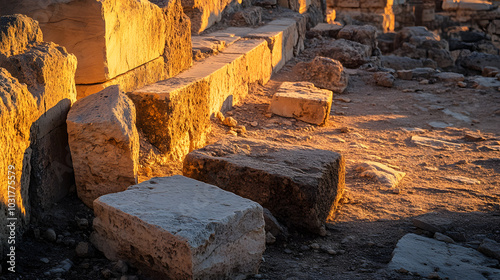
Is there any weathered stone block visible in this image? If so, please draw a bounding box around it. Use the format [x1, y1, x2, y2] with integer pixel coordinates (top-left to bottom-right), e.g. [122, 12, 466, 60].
[270, 82, 333, 125]
[91, 175, 265, 279]
[0, 68, 38, 255]
[293, 56, 349, 94]
[67, 86, 139, 208]
[1, 0, 191, 85]
[337, 24, 378, 55]
[182, 0, 243, 34]
[318, 38, 371, 68]
[183, 138, 345, 234]
[129, 39, 270, 160]
[0, 15, 78, 213]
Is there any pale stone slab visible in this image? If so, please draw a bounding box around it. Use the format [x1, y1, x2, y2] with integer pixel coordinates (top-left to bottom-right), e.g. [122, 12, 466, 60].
[270, 82, 333, 125]
[443, 0, 494, 11]
[67, 86, 139, 208]
[389, 234, 500, 280]
[355, 161, 406, 188]
[0, 68, 38, 255]
[91, 175, 265, 279]
[183, 138, 345, 234]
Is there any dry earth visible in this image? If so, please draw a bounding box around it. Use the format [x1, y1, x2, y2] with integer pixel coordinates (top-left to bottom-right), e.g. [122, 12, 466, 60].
[3, 37, 500, 279]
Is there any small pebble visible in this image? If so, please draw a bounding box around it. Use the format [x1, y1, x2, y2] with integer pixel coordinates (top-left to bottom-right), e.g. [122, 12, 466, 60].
[44, 228, 57, 242]
[40, 258, 50, 264]
[310, 243, 320, 250]
[284, 249, 293, 254]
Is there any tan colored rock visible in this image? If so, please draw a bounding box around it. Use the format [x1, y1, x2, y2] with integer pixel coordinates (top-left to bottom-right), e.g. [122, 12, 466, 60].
[1, 0, 190, 85]
[269, 82, 333, 125]
[294, 56, 349, 93]
[0, 14, 42, 58]
[355, 161, 406, 188]
[183, 138, 346, 234]
[0, 68, 38, 255]
[0, 14, 78, 213]
[67, 86, 139, 208]
[91, 175, 265, 279]
[129, 39, 271, 160]
[319, 39, 371, 68]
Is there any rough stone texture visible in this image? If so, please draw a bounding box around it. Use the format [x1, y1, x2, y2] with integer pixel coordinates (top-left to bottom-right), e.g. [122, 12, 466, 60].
[183, 138, 346, 234]
[479, 238, 500, 261]
[230, 6, 263, 27]
[393, 26, 453, 69]
[459, 51, 500, 72]
[0, 68, 38, 256]
[293, 56, 349, 94]
[129, 39, 271, 160]
[0, 15, 78, 213]
[270, 82, 333, 125]
[434, 72, 465, 82]
[91, 175, 265, 279]
[412, 215, 453, 233]
[443, 0, 494, 11]
[307, 23, 343, 38]
[1, 0, 192, 86]
[67, 86, 139, 208]
[389, 234, 500, 280]
[278, 0, 311, 13]
[182, 0, 244, 34]
[318, 39, 371, 68]
[337, 24, 378, 55]
[355, 161, 405, 188]
[381, 55, 429, 70]
[373, 72, 395, 87]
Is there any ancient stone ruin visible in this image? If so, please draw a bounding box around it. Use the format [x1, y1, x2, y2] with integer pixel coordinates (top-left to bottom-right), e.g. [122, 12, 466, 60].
[1, 0, 500, 279]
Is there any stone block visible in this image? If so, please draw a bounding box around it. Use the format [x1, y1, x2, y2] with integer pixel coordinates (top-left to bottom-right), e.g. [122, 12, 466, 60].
[318, 38, 371, 68]
[248, 19, 300, 72]
[91, 175, 265, 279]
[335, 0, 360, 8]
[183, 138, 346, 234]
[129, 39, 270, 160]
[0, 15, 78, 213]
[443, 0, 494, 11]
[293, 56, 349, 94]
[270, 82, 333, 125]
[337, 24, 378, 55]
[0, 68, 38, 255]
[1, 0, 191, 85]
[230, 6, 263, 27]
[360, 0, 387, 8]
[307, 23, 343, 38]
[67, 86, 139, 208]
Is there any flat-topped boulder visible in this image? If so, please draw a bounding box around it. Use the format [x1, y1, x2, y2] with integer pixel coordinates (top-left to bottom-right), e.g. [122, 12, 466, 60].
[293, 56, 349, 94]
[67, 86, 139, 208]
[183, 138, 345, 234]
[1, 0, 192, 87]
[91, 175, 265, 279]
[270, 81, 333, 125]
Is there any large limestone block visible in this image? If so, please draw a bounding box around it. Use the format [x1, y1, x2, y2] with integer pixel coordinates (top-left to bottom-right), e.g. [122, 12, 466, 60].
[293, 56, 349, 94]
[337, 24, 378, 55]
[1, 0, 172, 84]
[67, 86, 139, 208]
[91, 175, 265, 279]
[0, 68, 38, 255]
[183, 138, 346, 234]
[270, 82, 333, 125]
[129, 39, 271, 160]
[0, 14, 78, 212]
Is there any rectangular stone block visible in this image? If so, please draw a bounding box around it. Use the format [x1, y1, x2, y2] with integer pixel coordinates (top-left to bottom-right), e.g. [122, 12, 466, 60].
[130, 39, 271, 160]
[270, 81, 333, 125]
[1, 0, 191, 85]
[335, 0, 360, 8]
[67, 86, 139, 208]
[248, 19, 299, 73]
[182, 0, 243, 34]
[183, 138, 345, 234]
[360, 0, 387, 8]
[91, 175, 265, 279]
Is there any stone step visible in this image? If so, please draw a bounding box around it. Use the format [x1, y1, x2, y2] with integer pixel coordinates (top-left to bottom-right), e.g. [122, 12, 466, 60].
[129, 16, 306, 160]
[91, 175, 265, 279]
